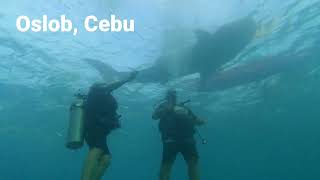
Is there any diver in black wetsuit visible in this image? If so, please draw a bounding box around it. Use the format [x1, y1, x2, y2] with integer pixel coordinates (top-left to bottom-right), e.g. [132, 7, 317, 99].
[152, 89, 206, 180]
[81, 71, 138, 180]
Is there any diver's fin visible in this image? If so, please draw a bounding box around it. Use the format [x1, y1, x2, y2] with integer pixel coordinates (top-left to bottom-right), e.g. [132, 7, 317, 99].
[83, 58, 128, 82]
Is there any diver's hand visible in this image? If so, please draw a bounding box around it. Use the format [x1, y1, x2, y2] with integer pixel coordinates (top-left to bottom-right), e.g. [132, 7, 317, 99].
[158, 103, 174, 115]
[153, 103, 173, 119]
[173, 106, 189, 116]
[128, 71, 139, 82]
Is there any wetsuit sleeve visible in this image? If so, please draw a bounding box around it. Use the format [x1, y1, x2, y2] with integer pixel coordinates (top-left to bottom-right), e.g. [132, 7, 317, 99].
[92, 80, 128, 94]
[152, 103, 169, 120]
[92, 71, 138, 93]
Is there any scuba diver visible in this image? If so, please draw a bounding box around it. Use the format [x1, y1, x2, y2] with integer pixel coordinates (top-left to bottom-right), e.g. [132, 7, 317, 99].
[152, 89, 206, 180]
[81, 71, 138, 180]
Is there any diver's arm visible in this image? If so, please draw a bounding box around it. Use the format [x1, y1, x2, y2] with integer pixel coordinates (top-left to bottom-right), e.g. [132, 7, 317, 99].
[152, 103, 171, 120]
[152, 106, 165, 120]
[187, 108, 206, 126]
[100, 71, 138, 93]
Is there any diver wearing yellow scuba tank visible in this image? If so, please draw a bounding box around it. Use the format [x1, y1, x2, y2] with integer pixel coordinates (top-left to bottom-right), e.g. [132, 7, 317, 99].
[81, 71, 138, 180]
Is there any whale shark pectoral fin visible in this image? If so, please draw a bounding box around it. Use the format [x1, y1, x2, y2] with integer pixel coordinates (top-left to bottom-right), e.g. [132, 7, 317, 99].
[83, 58, 127, 83]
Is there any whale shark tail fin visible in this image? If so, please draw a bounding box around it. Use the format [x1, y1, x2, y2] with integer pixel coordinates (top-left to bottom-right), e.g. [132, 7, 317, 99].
[83, 58, 128, 83]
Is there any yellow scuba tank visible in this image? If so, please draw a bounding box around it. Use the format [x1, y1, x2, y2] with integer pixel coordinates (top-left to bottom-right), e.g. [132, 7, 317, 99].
[65, 93, 87, 150]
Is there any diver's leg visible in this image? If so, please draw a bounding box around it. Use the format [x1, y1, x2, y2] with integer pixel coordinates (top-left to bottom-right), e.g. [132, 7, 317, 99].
[92, 154, 111, 180]
[181, 141, 200, 180]
[186, 156, 200, 180]
[81, 148, 104, 180]
[159, 160, 175, 180]
[91, 135, 111, 180]
[83, 122, 110, 180]
[159, 142, 177, 180]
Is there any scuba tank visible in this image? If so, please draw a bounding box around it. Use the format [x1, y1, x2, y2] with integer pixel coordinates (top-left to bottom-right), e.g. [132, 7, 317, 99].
[65, 92, 87, 150]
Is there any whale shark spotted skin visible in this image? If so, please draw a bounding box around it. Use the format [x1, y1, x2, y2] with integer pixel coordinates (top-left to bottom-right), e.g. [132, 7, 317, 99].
[84, 17, 258, 90]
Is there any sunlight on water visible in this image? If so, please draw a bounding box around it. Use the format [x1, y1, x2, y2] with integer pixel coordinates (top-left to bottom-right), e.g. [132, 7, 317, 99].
[0, 0, 320, 179]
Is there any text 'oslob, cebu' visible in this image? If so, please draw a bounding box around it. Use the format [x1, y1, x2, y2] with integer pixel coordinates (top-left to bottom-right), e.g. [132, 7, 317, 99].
[16, 15, 135, 36]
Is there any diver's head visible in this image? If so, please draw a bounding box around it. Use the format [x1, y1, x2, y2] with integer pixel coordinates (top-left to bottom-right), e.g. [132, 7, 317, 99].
[166, 89, 177, 105]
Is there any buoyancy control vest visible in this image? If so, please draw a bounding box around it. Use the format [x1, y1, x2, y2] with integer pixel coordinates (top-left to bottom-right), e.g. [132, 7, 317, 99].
[158, 103, 196, 141]
[85, 85, 120, 131]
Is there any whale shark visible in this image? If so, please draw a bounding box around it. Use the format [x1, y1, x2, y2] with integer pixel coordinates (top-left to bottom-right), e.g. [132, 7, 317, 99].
[84, 17, 257, 89]
[84, 49, 318, 92]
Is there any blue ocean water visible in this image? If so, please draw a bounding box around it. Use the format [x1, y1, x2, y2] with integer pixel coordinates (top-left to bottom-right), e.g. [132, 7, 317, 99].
[0, 0, 320, 180]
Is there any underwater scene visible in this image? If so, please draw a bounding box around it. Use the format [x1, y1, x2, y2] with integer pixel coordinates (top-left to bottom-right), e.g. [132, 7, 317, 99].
[1, 0, 320, 179]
